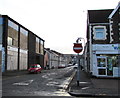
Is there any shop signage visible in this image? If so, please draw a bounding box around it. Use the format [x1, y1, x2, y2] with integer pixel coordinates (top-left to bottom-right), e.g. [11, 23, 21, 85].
[112, 45, 120, 50]
[93, 44, 120, 51]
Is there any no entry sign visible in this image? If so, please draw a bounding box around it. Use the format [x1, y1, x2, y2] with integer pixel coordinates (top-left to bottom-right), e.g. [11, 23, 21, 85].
[73, 43, 83, 53]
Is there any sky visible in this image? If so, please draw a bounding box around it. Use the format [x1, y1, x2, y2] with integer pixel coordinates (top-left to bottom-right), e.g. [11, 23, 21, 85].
[0, 0, 119, 54]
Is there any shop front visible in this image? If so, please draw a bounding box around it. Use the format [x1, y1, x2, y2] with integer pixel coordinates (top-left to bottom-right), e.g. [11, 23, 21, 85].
[92, 44, 120, 77]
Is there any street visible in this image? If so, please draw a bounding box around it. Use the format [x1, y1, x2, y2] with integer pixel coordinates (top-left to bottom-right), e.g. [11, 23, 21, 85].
[2, 66, 75, 97]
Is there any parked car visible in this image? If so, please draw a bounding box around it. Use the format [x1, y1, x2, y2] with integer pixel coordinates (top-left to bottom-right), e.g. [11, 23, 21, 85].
[58, 64, 66, 68]
[28, 64, 42, 74]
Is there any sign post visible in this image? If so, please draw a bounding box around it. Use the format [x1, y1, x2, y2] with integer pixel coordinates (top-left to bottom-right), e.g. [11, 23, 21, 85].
[73, 41, 83, 86]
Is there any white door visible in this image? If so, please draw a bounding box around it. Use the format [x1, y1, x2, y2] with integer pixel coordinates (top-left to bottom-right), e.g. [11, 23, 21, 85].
[97, 56, 107, 76]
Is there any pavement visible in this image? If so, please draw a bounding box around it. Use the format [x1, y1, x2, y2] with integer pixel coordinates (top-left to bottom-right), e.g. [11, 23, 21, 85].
[67, 69, 120, 97]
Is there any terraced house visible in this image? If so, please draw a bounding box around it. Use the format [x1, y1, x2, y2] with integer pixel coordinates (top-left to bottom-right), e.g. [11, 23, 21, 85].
[0, 15, 44, 72]
[84, 2, 120, 78]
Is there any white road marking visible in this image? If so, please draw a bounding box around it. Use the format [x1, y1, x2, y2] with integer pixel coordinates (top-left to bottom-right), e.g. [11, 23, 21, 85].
[81, 86, 90, 90]
[80, 82, 90, 84]
[12, 79, 34, 86]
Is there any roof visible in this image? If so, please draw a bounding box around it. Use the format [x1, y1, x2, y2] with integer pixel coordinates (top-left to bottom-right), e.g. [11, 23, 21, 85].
[88, 9, 113, 23]
[108, 2, 120, 19]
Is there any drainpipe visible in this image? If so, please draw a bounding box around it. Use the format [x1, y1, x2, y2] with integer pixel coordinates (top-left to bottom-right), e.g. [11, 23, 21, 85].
[89, 24, 92, 75]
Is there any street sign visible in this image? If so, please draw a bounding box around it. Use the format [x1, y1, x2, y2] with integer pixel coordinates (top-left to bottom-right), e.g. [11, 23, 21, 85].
[73, 43, 83, 53]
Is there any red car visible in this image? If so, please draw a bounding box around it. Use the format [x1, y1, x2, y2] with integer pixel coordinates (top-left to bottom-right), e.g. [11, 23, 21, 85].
[28, 64, 42, 74]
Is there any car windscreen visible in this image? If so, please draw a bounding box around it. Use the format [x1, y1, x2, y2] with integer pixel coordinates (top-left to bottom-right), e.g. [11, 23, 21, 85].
[30, 65, 37, 68]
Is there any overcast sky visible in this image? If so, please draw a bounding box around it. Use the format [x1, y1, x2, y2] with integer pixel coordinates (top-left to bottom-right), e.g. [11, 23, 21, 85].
[0, 0, 119, 54]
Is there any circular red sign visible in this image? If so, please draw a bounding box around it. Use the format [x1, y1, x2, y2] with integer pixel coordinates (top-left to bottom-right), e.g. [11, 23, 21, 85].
[73, 43, 83, 53]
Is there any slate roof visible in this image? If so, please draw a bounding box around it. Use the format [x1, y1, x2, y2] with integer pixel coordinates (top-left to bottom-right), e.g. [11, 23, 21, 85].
[88, 9, 113, 23]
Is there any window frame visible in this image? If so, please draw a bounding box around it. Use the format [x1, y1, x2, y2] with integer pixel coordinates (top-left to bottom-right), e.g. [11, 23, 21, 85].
[93, 26, 107, 40]
[36, 37, 40, 54]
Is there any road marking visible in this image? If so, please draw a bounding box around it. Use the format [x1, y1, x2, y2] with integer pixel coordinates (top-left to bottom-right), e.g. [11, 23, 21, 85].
[81, 86, 90, 89]
[80, 82, 90, 84]
[46, 81, 59, 86]
[12, 79, 34, 86]
[13, 82, 29, 86]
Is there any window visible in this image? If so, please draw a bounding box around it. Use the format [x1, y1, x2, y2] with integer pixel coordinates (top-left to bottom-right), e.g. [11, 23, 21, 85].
[93, 26, 107, 40]
[8, 20, 18, 31]
[8, 20, 18, 47]
[36, 37, 40, 53]
[20, 27, 28, 50]
[40, 40, 44, 55]
[95, 28, 104, 39]
[8, 37, 13, 46]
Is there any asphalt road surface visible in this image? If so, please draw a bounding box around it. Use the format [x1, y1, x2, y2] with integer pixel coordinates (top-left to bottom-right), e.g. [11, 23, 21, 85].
[2, 66, 75, 97]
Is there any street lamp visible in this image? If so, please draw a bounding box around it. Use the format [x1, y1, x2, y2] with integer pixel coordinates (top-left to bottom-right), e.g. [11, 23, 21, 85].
[76, 37, 85, 47]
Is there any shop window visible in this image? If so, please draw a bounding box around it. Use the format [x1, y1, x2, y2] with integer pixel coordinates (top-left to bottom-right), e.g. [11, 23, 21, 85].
[112, 56, 119, 67]
[97, 58, 106, 67]
[98, 69, 106, 75]
[93, 26, 107, 40]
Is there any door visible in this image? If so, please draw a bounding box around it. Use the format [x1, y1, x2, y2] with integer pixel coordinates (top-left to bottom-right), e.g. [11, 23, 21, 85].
[97, 56, 107, 76]
[107, 57, 113, 76]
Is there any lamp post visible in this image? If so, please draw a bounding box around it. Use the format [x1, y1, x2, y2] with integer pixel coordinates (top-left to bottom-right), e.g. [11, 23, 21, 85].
[73, 37, 84, 86]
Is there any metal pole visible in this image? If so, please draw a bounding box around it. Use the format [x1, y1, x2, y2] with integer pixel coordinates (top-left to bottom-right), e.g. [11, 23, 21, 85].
[76, 37, 82, 86]
[77, 53, 80, 86]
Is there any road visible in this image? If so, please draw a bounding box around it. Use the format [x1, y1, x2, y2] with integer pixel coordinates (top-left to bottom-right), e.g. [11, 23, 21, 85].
[2, 66, 75, 97]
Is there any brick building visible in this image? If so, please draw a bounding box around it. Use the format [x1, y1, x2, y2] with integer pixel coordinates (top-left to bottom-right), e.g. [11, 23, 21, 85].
[84, 3, 120, 77]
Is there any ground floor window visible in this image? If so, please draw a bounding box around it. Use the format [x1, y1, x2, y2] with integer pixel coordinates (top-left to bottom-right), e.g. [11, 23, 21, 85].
[96, 54, 119, 76]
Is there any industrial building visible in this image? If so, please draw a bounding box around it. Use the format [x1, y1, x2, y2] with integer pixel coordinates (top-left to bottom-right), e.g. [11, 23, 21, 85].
[0, 15, 44, 72]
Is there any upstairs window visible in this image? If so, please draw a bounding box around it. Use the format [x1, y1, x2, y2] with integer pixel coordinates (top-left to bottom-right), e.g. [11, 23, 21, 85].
[36, 37, 40, 53]
[20, 27, 28, 50]
[8, 20, 18, 47]
[93, 26, 107, 40]
[40, 40, 44, 55]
